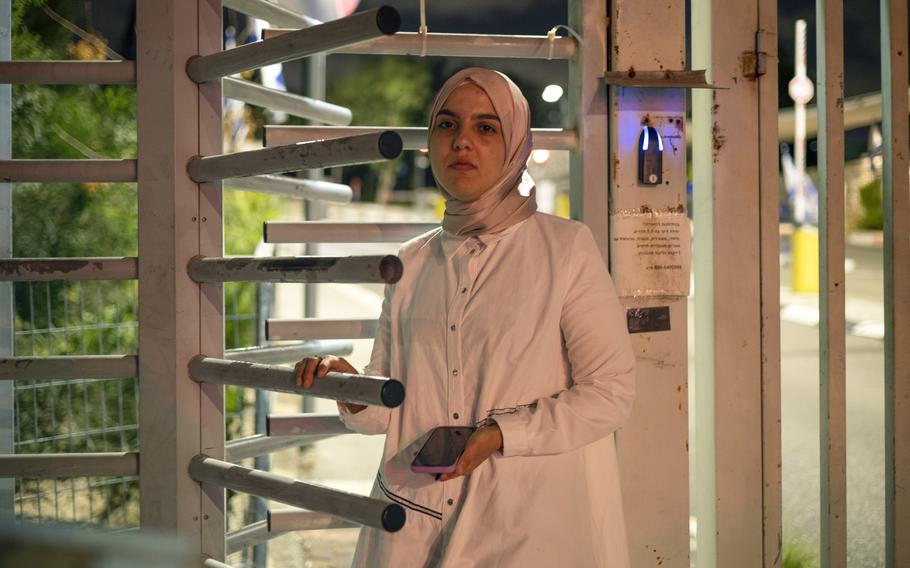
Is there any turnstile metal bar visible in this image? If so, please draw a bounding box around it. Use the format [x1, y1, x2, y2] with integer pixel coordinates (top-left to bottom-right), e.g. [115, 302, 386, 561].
[269, 508, 357, 532]
[264, 125, 578, 151]
[0, 159, 137, 182]
[188, 356, 404, 408]
[186, 7, 400, 83]
[226, 510, 357, 554]
[222, 0, 320, 28]
[264, 222, 438, 244]
[225, 432, 343, 462]
[261, 30, 577, 60]
[0, 452, 138, 477]
[224, 175, 352, 203]
[223, 77, 351, 125]
[224, 341, 353, 365]
[0, 257, 137, 281]
[0, 61, 136, 84]
[187, 132, 402, 183]
[0, 355, 137, 380]
[266, 318, 379, 341]
[187, 255, 402, 284]
[189, 455, 405, 532]
[266, 413, 348, 437]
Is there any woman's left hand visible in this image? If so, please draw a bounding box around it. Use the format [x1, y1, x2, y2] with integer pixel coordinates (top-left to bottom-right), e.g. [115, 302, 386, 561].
[438, 424, 503, 482]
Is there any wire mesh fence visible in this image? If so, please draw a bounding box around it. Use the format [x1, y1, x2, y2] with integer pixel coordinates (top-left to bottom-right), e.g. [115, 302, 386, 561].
[11, 278, 264, 533]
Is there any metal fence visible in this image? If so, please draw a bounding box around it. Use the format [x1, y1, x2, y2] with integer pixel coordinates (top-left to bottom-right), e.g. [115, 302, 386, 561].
[11, 278, 264, 531]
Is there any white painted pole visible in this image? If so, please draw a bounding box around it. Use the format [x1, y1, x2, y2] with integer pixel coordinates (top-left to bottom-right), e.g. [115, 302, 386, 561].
[186, 255, 402, 284]
[188, 356, 405, 408]
[188, 455, 406, 532]
[186, 7, 400, 83]
[791, 20, 812, 225]
[137, 0, 224, 558]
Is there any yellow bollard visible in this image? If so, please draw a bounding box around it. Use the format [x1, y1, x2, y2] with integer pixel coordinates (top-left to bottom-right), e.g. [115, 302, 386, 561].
[434, 194, 446, 221]
[791, 225, 819, 293]
[556, 193, 571, 219]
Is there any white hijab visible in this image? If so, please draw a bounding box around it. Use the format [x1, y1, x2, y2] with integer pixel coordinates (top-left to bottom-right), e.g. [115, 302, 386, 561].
[428, 68, 537, 236]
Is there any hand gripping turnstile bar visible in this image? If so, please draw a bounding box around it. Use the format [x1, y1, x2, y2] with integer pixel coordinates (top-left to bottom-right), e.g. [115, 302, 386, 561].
[188, 356, 405, 409]
[186, 254, 402, 284]
[186, 7, 400, 83]
[189, 455, 406, 532]
[186, 131, 402, 183]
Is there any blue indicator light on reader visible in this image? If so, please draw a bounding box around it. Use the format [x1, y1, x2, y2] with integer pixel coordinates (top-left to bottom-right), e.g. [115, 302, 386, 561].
[638, 125, 663, 185]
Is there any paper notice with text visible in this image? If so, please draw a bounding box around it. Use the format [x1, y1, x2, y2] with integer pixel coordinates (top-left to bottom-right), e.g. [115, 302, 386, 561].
[610, 211, 691, 297]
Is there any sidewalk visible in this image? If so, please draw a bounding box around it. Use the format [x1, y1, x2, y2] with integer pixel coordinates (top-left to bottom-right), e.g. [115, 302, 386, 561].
[779, 286, 884, 340]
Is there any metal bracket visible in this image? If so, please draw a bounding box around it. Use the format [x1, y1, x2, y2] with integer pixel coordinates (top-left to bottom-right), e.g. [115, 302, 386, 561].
[747, 29, 774, 79]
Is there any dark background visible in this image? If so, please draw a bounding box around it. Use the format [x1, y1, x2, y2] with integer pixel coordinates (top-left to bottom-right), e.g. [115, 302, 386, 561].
[78, 0, 902, 162]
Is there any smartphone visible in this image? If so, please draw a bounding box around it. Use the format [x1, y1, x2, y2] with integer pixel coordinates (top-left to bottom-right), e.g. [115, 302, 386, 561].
[410, 426, 475, 474]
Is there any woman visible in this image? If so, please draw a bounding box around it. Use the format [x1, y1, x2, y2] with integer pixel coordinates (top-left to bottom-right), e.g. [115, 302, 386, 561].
[296, 68, 636, 567]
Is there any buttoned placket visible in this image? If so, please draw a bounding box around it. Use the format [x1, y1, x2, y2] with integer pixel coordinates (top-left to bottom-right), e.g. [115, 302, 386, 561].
[441, 236, 482, 523]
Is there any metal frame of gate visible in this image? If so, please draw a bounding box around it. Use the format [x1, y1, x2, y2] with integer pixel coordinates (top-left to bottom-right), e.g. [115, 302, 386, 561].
[0, 1, 907, 567]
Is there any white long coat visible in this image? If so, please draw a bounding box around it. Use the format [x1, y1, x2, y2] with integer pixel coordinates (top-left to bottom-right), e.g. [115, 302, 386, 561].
[340, 212, 636, 567]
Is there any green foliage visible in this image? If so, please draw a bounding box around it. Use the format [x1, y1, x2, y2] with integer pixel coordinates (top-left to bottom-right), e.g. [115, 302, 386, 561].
[857, 178, 883, 231]
[329, 56, 433, 127]
[782, 540, 818, 568]
[328, 57, 432, 201]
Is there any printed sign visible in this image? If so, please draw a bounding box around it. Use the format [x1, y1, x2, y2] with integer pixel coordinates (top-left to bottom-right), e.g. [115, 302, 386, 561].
[611, 211, 691, 298]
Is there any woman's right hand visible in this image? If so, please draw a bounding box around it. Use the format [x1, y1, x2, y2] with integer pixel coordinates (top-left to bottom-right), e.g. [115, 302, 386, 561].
[294, 355, 367, 415]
